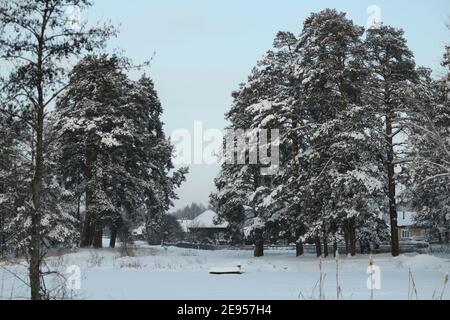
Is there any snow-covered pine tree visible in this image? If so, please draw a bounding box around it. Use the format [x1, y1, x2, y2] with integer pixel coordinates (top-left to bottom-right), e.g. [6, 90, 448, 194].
[0, 88, 79, 259]
[403, 65, 450, 243]
[212, 29, 308, 256]
[213, 10, 392, 257]
[53, 55, 130, 248]
[249, 31, 310, 256]
[210, 163, 259, 245]
[212, 44, 288, 256]
[0, 110, 30, 257]
[53, 55, 187, 249]
[6, 122, 80, 252]
[210, 90, 257, 248]
[211, 76, 267, 256]
[242, 31, 303, 256]
[296, 9, 386, 256]
[137, 77, 189, 247]
[365, 26, 417, 256]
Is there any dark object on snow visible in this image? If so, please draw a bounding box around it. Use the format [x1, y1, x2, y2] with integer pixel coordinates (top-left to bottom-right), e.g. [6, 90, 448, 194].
[209, 266, 243, 275]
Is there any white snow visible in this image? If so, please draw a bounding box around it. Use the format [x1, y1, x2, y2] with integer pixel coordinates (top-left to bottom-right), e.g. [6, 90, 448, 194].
[100, 134, 121, 147]
[177, 219, 192, 233]
[246, 100, 273, 113]
[260, 114, 276, 127]
[1, 244, 449, 300]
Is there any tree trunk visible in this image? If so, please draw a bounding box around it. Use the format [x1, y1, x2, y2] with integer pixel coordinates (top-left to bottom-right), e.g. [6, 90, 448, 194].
[30, 72, 45, 300]
[359, 241, 365, 254]
[81, 143, 94, 247]
[344, 229, 349, 255]
[333, 238, 338, 257]
[93, 225, 103, 249]
[77, 194, 82, 236]
[315, 237, 322, 257]
[295, 228, 304, 257]
[81, 218, 92, 247]
[348, 219, 357, 257]
[386, 108, 399, 257]
[28, 27, 48, 299]
[254, 229, 264, 257]
[0, 205, 4, 258]
[323, 234, 329, 258]
[110, 227, 118, 248]
[254, 239, 264, 257]
[292, 135, 304, 258]
[0, 179, 3, 257]
[296, 241, 304, 257]
[437, 231, 443, 245]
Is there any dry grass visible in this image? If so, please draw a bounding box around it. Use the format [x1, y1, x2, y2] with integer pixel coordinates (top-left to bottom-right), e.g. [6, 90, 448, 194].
[87, 251, 104, 268]
[46, 256, 65, 269]
[119, 259, 145, 269]
[119, 248, 136, 258]
[297, 255, 449, 300]
[180, 250, 199, 257]
[433, 273, 449, 300]
[0, 257, 22, 266]
[153, 260, 179, 270]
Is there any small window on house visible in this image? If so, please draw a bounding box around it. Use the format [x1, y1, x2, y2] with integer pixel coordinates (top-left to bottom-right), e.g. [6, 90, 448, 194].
[401, 229, 411, 239]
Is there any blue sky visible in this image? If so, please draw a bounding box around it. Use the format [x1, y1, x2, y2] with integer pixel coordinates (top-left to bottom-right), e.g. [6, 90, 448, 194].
[88, 0, 449, 210]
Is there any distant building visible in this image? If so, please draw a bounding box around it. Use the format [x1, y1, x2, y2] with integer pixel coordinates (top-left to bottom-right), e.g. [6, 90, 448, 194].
[131, 225, 146, 240]
[188, 210, 228, 243]
[397, 210, 428, 241]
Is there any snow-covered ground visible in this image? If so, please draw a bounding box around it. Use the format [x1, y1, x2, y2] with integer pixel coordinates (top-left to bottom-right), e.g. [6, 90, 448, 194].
[1, 242, 449, 300]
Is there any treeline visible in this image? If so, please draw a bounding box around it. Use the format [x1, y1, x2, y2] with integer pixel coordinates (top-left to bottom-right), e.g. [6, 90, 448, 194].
[211, 9, 450, 257]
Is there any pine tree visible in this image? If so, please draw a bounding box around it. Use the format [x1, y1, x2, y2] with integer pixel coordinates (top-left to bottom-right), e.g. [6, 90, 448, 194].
[248, 31, 312, 256]
[53, 55, 131, 248]
[211, 102, 264, 254]
[296, 9, 387, 256]
[211, 32, 294, 256]
[53, 55, 187, 249]
[404, 65, 450, 243]
[212, 10, 392, 258]
[0, 111, 29, 257]
[365, 26, 417, 256]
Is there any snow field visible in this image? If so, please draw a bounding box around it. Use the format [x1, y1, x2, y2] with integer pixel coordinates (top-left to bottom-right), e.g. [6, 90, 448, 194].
[1, 245, 449, 300]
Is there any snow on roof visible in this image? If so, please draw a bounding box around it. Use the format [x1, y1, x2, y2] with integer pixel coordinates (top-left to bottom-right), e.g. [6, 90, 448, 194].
[177, 220, 192, 233]
[132, 225, 145, 236]
[397, 211, 416, 227]
[190, 210, 228, 229]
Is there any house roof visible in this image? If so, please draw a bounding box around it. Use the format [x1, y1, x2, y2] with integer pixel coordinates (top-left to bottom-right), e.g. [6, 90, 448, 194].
[397, 211, 415, 227]
[189, 210, 228, 229]
[132, 225, 145, 236]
